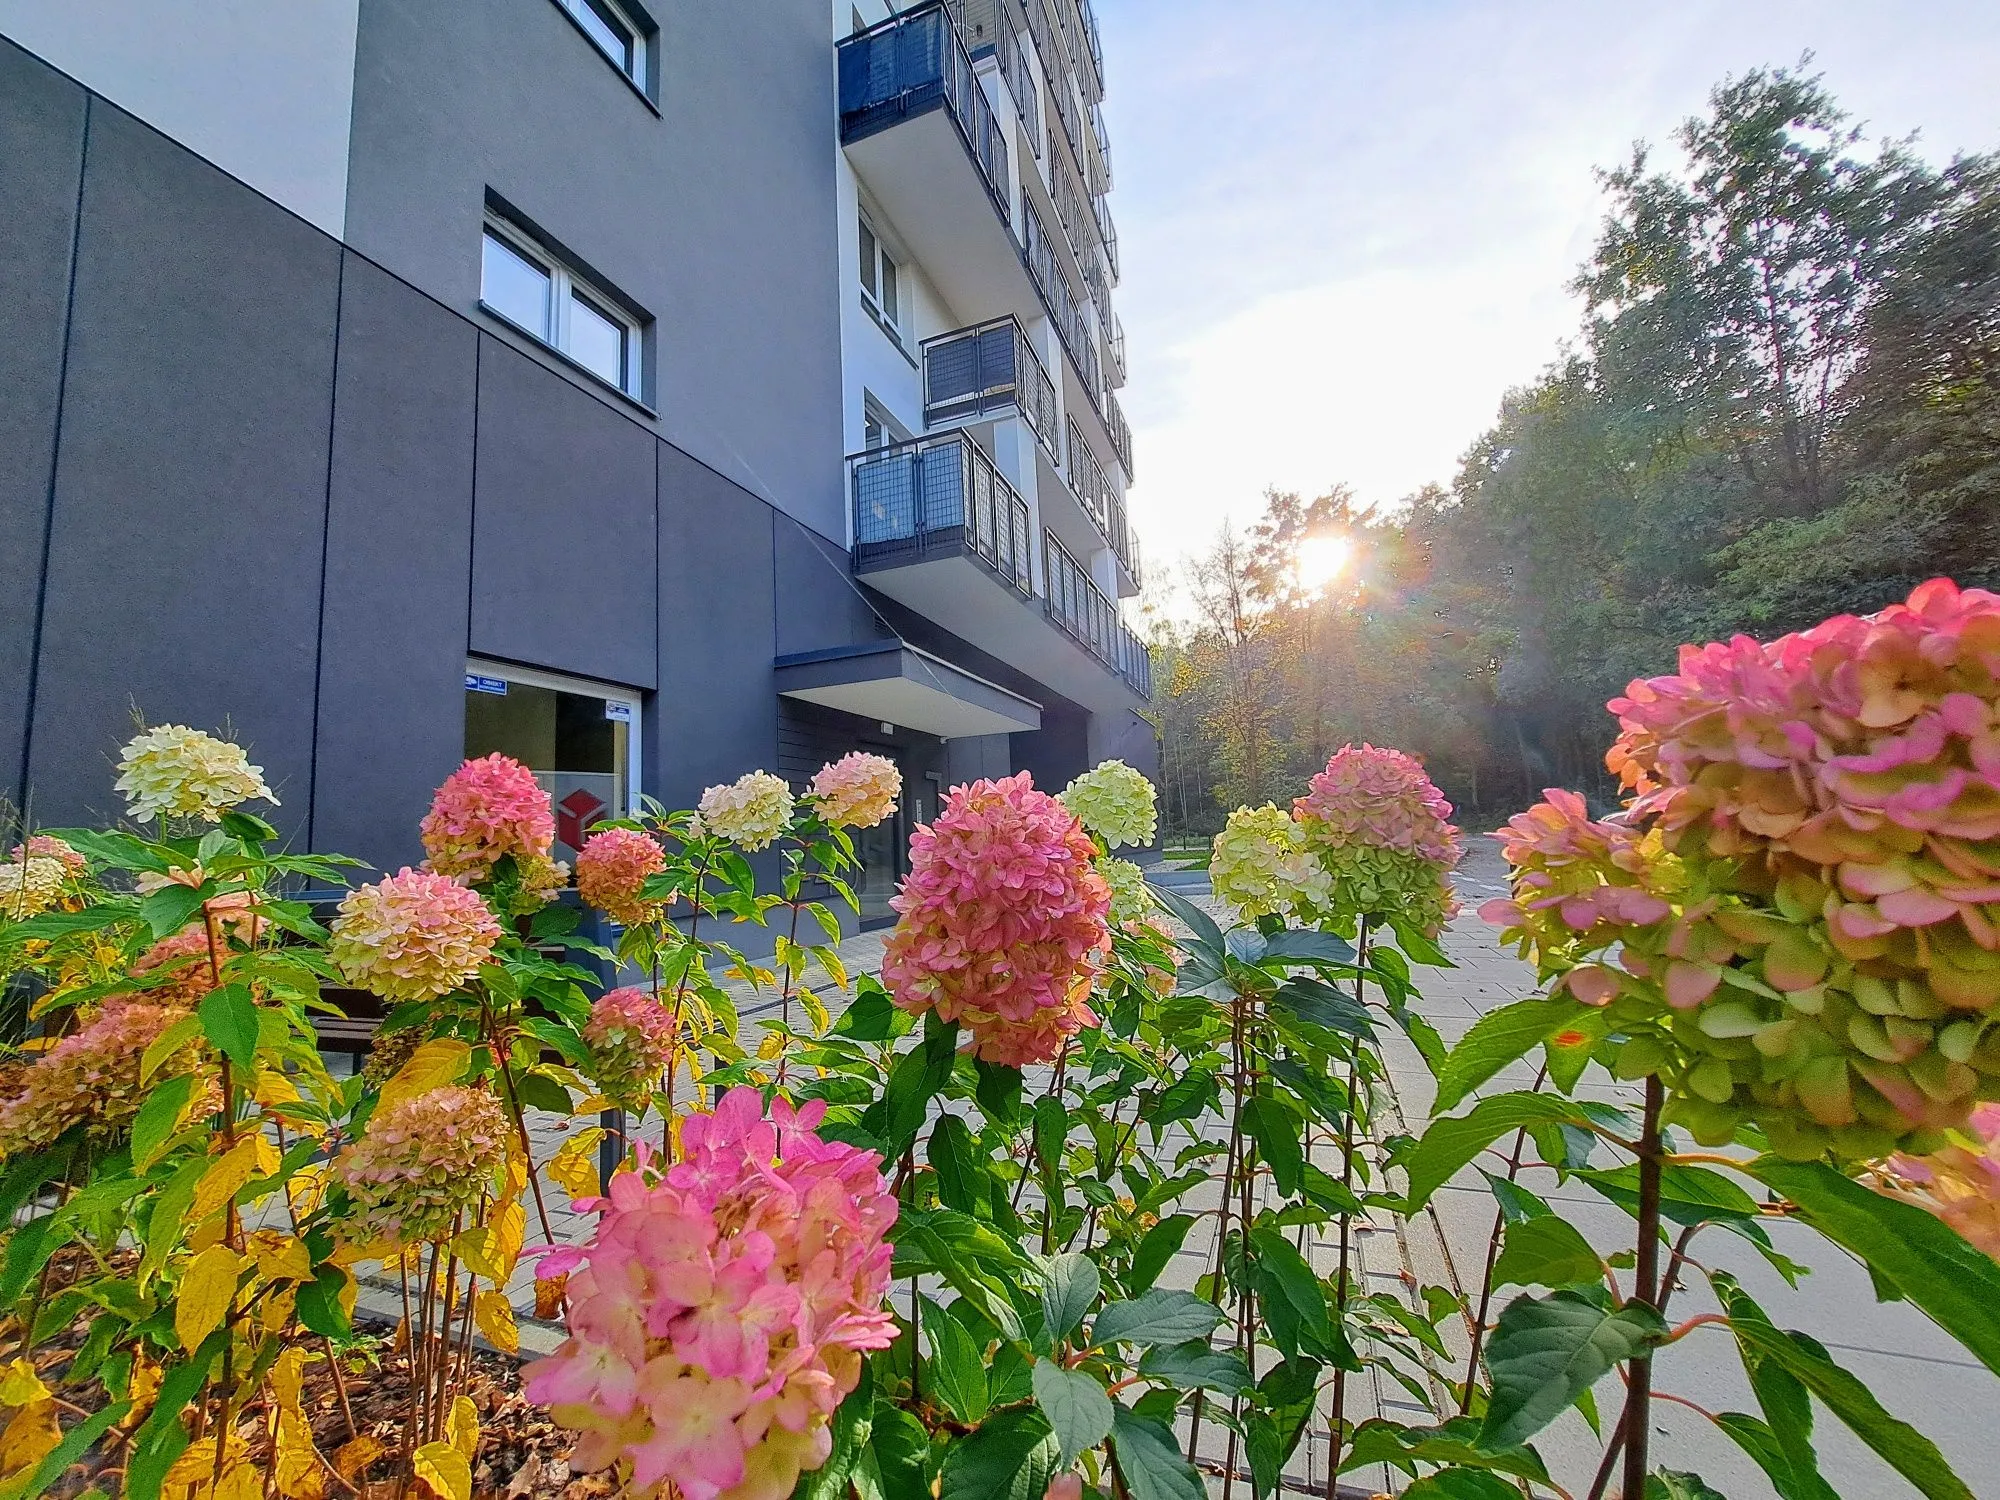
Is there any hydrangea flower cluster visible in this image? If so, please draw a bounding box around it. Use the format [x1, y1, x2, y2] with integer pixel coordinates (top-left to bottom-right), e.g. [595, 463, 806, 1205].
[334, 1085, 511, 1246]
[113, 725, 277, 825]
[1209, 804, 1331, 920]
[0, 1000, 198, 1157]
[420, 754, 558, 885]
[328, 868, 502, 1004]
[1293, 745, 1464, 933]
[1488, 581, 2000, 1158]
[0, 856, 71, 920]
[1872, 1102, 2000, 1259]
[130, 929, 221, 1005]
[807, 753, 902, 830]
[697, 772, 796, 853]
[882, 772, 1111, 1066]
[1060, 761, 1158, 849]
[583, 987, 677, 1114]
[524, 1087, 897, 1500]
[11, 837, 85, 877]
[1098, 856, 1156, 928]
[578, 828, 670, 928]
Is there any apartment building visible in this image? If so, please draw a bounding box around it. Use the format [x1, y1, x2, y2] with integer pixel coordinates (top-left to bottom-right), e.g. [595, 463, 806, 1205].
[0, 0, 1151, 924]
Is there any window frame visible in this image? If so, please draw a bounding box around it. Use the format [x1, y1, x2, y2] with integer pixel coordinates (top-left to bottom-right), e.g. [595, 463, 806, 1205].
[858, 214, 902, 333]
[551, 0, 652, 97]
[464, 657, 643, 823]
[480, 215, 645, 401]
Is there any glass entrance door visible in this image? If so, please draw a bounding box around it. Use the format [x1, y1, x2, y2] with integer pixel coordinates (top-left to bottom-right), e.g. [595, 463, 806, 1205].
[463, 662, 640, 862]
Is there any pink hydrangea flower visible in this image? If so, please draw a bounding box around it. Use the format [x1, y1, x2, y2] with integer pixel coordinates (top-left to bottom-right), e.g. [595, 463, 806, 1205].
[525, 1086, 897, 1500]
[420, 753, 557, 884]
[334, 1085, 511, 1246]
[129, 928, 220, 1006]
[0, 1000, 199, 1157]
[1294, 744, 1463, 867]
[578, 828, 670, 928]
[584, 987, 678, 1114]
[328, 868, 502, 1003]
[808, 753, 902, 830]
[880, 772, 1111, 1066]
[10, 836, 85, 877]
[1874, 1102, 2000, 1259]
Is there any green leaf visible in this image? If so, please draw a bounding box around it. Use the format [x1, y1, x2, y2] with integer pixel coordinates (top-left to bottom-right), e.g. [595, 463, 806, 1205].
[1402, 1092, 1594, 1211]
[219, 809, 278, 844]
[1432, 998, 1585, 1113]
[1137, 1339, 1252, 1395]
[513, 1069, 573, 1115]
[975, 1060, 1023, 1125]
[1576, 1162, 1761, 1227]
[1033, 1097, 1067, 1180]
[1340, 1419, 1550, 1482]
[139, 883, 207, 940]
[1645, 1474, 1728, 1500]
[1491, 1216, 1604, 1290]
[124, 1332, 222, 1500]
[1713, 1413, 1839, 1500]
[1147, 1072, 1219, 1134]
[1091, 1289, 1226, 1349]
[1249, 1226, 1342, 1364]
[938, 1408, 1057, 1500]
[870, 1403, 934, 1500]
[1149, 885, 1224, 957]
[0, 1214, 73, 1306]
[1110, 1407, 1205, 1500]
[1128, 1214, 1195, 1295]
[295, 1266, 352, 1339]
[1748, 1157, 2000, 1376]
[1040, 1253, 1101, 1344]
[21, 1399, 131, 1499]
[925, 1300, 991, 1425]
[1032, 1360, 1115, 1467]
[1403, 1472, 1522, 1500]
[1270, 976, 1374, 1038]
[130, 1074, 197, 1170]
[1260, 930, 1357, 965]
[1478, 1170, 1551, 1226]
[1245, 1096, 1305, 1198]
[1477, 1290, 1665, 1450]
[196, 984, 259, 1073]
[799, 1364, 874, 1500]
[929, 1116, 985, 1215]
[835, 984, 912, 1043]
[1713, 1272, 1970, 1500]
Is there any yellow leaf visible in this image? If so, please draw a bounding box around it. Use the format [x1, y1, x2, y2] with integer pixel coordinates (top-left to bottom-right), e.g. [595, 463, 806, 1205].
[252, 1133, 282, 1176]
[546, 1132, 603, 1201]
[0, 1399, 60, 1477]
[162, 1434, 258, 1500]
[126, 1355, 162, 1424]
[533, 1272, 568, 1320]
[261, 1283, 298, 1332]
[140, 1013, 203, 1083]
[801, 988, 831, 1037]
[378, 1039, 471, 1116]
[448, 1394, 480, 1460]
[413, 1440, 472, 1500]
[274, 1406, 324, 1500]
[175, 1243, 241, 1352]
[819, 946, 851, 993]
[249, 1231, 313, 1285]
[332, 1434, 386, 1481]
[474, 1290, 519, 1354]
[254, 1067, 301, 1106]
[756, 1031, 785, 1061]
[267, 1347, 307, 1412]
[0, 1360, 48, 1408]
[189, 1137, 260, 1226]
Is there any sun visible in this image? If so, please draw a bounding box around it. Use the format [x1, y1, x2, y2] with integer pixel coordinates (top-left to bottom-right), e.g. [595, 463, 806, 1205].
[1294, 534, 1352, 593]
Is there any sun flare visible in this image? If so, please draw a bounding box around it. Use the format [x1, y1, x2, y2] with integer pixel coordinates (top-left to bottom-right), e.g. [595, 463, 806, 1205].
[1295, 534, 1352, 592]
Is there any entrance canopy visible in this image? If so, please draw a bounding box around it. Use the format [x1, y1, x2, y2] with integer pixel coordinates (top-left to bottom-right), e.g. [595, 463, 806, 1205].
[774, 641, 1041, 739]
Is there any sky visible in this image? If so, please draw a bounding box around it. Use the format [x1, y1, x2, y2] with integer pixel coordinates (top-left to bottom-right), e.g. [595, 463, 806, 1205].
[1094, 0, 2000, 594]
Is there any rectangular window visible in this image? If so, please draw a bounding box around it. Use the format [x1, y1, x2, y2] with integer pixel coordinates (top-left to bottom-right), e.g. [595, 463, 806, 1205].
[464, 661, 640, 865]
[554, 0, 647, 87]
[481, 218, 643, 398]
[858, 216, 900, 329]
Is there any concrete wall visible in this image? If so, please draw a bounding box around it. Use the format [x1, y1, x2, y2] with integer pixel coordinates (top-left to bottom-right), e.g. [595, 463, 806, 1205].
[342, 0, 848, 542]
[0, 0, 359, 236]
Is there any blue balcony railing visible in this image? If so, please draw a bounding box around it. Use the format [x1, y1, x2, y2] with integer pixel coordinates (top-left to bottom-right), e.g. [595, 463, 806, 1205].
[838, 4, 1010, 223]
[1044, 532, 1151, 696]
[923, 318, 1060, 459]
[851, 432, 1033, 595]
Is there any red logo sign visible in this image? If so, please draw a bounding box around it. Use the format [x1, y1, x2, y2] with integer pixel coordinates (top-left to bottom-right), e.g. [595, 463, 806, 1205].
[558, 788, 607, 850]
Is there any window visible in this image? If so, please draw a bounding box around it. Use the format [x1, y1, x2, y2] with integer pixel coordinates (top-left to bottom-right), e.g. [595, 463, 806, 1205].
[481, 218, 643, 397]
[553, 0, 647, 87]
[464, 661, 640, 864]
[862, 395, 907, 452]
[858, 217, 901, 330]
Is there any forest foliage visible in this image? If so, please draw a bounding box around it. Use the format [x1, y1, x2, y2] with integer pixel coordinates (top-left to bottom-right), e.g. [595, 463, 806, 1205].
[1148, 63, 2000, 832]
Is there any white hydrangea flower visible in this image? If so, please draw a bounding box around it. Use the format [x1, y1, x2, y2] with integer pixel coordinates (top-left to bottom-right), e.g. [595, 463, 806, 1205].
[113, 725, 277, 825]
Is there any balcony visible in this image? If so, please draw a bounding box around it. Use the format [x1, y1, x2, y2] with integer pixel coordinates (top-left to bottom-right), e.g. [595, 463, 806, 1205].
[1106, 390, 1134, 476]
[850, 432, 1148, 711]
[837, 5, 1033, 325]
[1106, 313, 1127, 388]
[922, 317, 1059, 459]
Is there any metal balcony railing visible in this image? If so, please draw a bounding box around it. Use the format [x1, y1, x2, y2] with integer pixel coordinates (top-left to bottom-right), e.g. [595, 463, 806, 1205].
[838, 3, 1011, 223]
[851, 432, 1033, 595]
[923, 318, 1060, 458]
[1106, 390, 1133, 476]
[1065, 418, 1138, 583]
[1106, 313, 1127, 388]
[1044, 532, 1151, 695]
[1020, 194, 1102, 401]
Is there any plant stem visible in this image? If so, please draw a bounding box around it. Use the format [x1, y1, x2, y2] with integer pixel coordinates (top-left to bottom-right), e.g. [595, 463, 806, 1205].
[1621, 1074, 1666, 1500]
[1460, 1061, 1550, 1413]
[1220, 988, 1251, 1500]
[1188, 987, 1249, 1464]
[1324, 916, 1372, 1494]
[483, 1000, 556, 1243]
